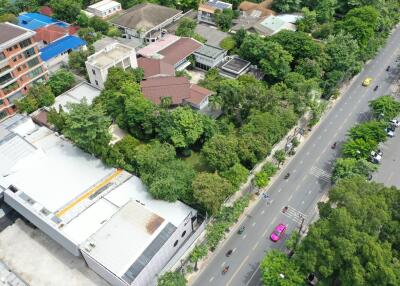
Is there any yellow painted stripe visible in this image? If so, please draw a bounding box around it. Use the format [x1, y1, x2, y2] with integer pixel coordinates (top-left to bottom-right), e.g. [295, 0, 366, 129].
[56, 169, 123, 217]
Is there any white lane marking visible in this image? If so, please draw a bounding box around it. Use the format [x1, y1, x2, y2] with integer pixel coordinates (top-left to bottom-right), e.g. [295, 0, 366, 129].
[262, 217, 277, 237]
[242, 234, 247, 240]
[226, 255, 249, 286]
[301, 176, 307, 182]
[209, 276, 214, 282]
[317, 135, 322, 140]
[252, 222, 256, 227]
[245, 264, 261, 286]
[299, 160, 303, 164]
[310, 166, 331, 182]
[261, 210, 265, 214]
[308, 190, 312, 195]
[288, 194, 293, 201]
[293, 169, 297, 173]
[306, 151, 310, 156]
[221, 261, 225, 267]
[277, 188, 282, 193]
[301, 200, 305, 204]
[233, 248, 236, 252]
[252, 241, 260, 251]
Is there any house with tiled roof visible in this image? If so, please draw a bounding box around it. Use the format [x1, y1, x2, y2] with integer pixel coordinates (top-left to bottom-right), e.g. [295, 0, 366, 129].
[198, 0, 232, 25]
[137, 57, 175, 79]
[140, 76, 212, 110]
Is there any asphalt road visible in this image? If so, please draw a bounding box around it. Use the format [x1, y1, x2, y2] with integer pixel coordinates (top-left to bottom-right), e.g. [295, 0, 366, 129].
[191, 25, 400, 286]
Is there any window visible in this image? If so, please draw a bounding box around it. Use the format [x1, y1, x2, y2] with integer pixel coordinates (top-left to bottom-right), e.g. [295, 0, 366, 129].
[0, 111, 7, 120]
[0, 52, 5, 60]
[19, 38, 32, 48]
[92, 69, 96, 75]
[17, 66, 21, 72]
[0, 99, 3, 105]
[0, 73, 12, 85]
[0, 65, 10, 73]
[18, 54, 22, 59]
[7, 47, 12, 52]
[12, 57, 17, 62]
[27, 57, 39, 68]
[173, 240, 178, 247]
[27, 66, 43, 79]
[181, 231, 186, 237]
[13, 45, 18, 49]
[95, 80, 98, 86]
[23, 47, 35, 58]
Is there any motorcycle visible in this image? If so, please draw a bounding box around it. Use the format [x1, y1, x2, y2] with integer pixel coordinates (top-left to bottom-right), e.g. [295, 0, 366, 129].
[331, 142, 337, 149]
[222, 266, 230, 274]
[282, 206, 289, 213]
[284, 173, 290, 179]
[373, 85, 379, 91]
[386, 66, 390, 71]
[238, 226, 245, 235]
[226, 249, 233, 257]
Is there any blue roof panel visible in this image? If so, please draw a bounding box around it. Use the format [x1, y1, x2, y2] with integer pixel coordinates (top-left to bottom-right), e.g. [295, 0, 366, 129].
[18, 13, 68, 30]
[40, 36, 87, 61]
[207, 0, 231, 10]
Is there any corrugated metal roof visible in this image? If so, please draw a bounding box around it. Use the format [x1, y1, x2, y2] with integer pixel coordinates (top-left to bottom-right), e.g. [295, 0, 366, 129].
[40, 35, 86, 61]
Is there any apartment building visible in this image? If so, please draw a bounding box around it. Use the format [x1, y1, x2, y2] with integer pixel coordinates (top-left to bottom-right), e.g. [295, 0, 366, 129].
[85, 42, 137, 89]
[0, 22, 48, 122]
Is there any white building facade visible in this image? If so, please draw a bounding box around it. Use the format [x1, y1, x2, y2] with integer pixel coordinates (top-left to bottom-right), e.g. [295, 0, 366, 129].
[86, 0, 122, 19]
[85, 43, 137, 89]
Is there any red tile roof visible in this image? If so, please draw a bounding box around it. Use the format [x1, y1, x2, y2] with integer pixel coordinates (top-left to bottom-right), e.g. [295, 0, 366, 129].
[137, 57, 175, 79]
[34, 24, 67, 44]
[140, 76, 211, 107]
[159, 38, 202, 66]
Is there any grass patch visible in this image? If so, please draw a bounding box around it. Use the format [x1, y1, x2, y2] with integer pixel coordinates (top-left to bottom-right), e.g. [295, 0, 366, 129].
[184, 152, 211, 172]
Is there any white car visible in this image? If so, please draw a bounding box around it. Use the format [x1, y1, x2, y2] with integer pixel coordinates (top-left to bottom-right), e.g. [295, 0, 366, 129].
[386, 128, 395, 137]
[371, 151, 382, 164]
[390, 119, 400, 127]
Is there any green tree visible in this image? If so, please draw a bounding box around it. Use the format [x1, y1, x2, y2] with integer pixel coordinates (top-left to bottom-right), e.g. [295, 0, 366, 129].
[107, 26, 122, 37]
[47, 69, 75, 96]
[260, 250, 305, 285]
[274, 149, 286, 166]
[260, 41, 293, 82]
[68, 49, 93, 75]
[297, 7, 317, 32]
[215, 9, 234, 32]
[342, 138, 377, 159]
[89, 16, 109, 33]
[272, 0, 302, 13]
[15, 84, 55, 113]
[14, 0, 40, 12]
[193, 172, 233, 215]
[331, 158, 377, 183]
[189, 244, 208, 271]
[63, 101, 111, 155]
[369, 95, 400, 121]
[233, 27, 247, 48]
[294, 58, 323, 79]
[324, 32, 359, 74]
[202, 134, 239, 172]
[78, 27, 99, 45]
[50, 0, 81, 23]
[0, 13, 17, 23]
[238, 34, 268, 64]
[220, 163, 249, 189]
[348, 120, 388, 143]
[175, 18, 196, 37]
[76, 12, 89, 28]
[315, 0, 338, 23]
[157, 271, 186, 286]
[15, 95, 39, 114]
[237, 132, 271, 168]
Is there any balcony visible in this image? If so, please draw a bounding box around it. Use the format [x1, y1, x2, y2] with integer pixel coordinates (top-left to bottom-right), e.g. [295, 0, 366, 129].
[2, 81, 19, 95]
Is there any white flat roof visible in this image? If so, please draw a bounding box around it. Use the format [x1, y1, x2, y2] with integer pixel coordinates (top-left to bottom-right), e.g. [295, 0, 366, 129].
[81, 201, 167, 276]
[51, 82, 101, 112]
[86, 43, 134, 69]
[88, 0, 120, 12]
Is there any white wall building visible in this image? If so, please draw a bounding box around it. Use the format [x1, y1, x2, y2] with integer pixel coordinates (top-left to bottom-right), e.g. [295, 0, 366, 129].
[86, 0, 122, 19]
[85, 42, 137, 89]
[0, 115, 198, 286]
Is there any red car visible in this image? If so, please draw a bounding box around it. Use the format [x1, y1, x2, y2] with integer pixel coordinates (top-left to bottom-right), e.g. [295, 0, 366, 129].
[270, 224, 287, 242]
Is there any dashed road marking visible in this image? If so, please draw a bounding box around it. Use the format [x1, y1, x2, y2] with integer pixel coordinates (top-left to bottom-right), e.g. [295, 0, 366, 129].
[261, 210, 265, 214]
[282, 206, 307, 224]
[288, 194, 293, 201]
[252, 222, 256, 227]
[301, 200, 305, 204]
[221, 261, 225, 267]
[209, 276, 214, 282]
[310, 166, 331, 183]
[226, 255, 250, 286]
[242, 234, 247, 240]
[252, 241, 260, 251]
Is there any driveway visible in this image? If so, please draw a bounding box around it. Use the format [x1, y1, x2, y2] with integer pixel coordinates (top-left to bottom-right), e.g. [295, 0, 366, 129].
[195, 23, 229, 47]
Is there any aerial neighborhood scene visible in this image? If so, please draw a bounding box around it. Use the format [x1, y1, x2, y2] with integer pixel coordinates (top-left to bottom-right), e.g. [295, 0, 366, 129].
[1, 0, 400, 285]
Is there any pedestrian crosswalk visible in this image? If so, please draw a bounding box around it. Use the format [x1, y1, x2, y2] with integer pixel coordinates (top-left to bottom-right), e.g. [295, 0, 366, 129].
[310, 166, 331, 183]
[282, 206, 306, 224]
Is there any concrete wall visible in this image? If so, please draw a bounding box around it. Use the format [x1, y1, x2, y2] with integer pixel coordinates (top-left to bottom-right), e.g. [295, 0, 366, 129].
[4, 190, 81, 256]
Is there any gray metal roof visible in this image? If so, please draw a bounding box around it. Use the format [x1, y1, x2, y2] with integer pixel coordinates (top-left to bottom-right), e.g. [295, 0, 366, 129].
[122, 222, 177, 283]
[194, 44, 226, 59]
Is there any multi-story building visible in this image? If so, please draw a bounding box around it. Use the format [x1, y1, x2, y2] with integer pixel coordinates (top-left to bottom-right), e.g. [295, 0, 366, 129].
[197, 0, 232, 25]
[85, 42, 137, 89]
[0, 22, 48, 122]
[86, 0, 122, 19]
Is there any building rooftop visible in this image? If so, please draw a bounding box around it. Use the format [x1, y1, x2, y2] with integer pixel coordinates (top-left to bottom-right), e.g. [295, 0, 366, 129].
[93, 36, 142, 52]
[39, 35, 86, 61]
[86, 42, 133, 68]
[18, 12, 68, 31]
[199, 0, 232, 12]
[159, 37, 202, 66]
[50, 82, 101, 112]
[140, 76, 211, 106]
[88, 0, 120, 12]
[194, 44, 226, 59]
[110, 3, 182, 33]
[238, 1, 275, 18]
[276, 13, 303, 24]
[137, 34, 180, 58]
[220, 57, 251, 77]
[137, 57, 175, 79]
[0, 22, 34, 47]
[34, 24, 68, 44]
[252, 15, 296, 35]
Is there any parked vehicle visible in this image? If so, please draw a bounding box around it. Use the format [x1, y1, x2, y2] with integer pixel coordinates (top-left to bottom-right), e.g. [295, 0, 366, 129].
[390, 119, 400, 127]
[238, 226, 245, 235]
[386, 65, 390, 71]
[370, 150, 382, 164]
[386, 128, 395, 137]
[307, 273, 319, 285]
[270, 224, 287, 242]
[362, 77, 372, 86]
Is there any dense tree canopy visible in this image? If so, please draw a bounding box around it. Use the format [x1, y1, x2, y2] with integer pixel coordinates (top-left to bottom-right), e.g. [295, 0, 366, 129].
[50, 0, 81, 23]
[47, 69, 75, 96]
[369, 95, 400, 121]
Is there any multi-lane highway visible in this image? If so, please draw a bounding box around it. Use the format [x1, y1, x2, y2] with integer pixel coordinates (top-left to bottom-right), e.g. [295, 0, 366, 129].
[191, 25, 400, 286]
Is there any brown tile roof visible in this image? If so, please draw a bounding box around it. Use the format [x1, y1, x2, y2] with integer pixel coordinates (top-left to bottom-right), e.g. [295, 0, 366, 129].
[198, 4, 217, 13]
[0, 23, 27, 45]
[141, 76, 190, 105]
[140, 76, 211, 106]
[239, 1, 275, 17]
[34, 24, 67, 44]
[137, 57, 175, 79]
[159, 38, 202, 66]
[110, 3, 182, 33]
[187, 84, 212, 105]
